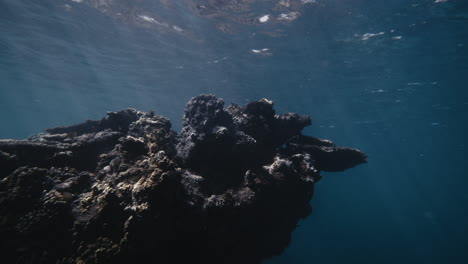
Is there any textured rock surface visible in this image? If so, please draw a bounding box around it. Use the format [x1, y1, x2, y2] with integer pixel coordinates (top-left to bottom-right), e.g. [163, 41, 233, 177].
[0, 95, 366, 264]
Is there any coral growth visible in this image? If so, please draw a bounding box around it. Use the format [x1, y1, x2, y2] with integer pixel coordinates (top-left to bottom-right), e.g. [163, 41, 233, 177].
[0, 95, 366, 263]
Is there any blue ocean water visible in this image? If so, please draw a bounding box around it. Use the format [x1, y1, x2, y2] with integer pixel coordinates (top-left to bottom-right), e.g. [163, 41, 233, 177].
[1, 0, 467, 263]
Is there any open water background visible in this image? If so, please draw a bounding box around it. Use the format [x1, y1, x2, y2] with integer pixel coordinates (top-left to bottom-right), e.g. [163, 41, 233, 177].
[1, 0, 467, 263]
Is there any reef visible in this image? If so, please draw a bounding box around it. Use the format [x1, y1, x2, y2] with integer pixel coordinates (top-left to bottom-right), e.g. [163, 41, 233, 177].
[0, 95, 366, 264]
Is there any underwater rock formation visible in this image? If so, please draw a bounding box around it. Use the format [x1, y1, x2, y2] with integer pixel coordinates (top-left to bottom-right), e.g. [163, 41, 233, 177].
[0, 95, 366, 264]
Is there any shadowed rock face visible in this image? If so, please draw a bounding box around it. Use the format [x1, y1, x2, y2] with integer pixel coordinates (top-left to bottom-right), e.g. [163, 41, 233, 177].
[0, 95, 366, 264]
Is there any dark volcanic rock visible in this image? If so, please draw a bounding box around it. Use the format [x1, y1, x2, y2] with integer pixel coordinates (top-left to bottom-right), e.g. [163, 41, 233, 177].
[0, 95, 367, 264]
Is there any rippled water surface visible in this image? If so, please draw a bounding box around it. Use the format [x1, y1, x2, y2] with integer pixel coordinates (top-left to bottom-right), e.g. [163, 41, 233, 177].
[1, 0, 468, 263]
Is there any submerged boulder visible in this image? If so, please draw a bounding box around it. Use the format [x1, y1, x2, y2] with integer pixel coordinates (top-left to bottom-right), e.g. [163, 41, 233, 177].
[0, 95, 366, 264]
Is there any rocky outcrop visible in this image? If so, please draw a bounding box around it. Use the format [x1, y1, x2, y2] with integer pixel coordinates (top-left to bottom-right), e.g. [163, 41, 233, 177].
[0, 95, 366, 264]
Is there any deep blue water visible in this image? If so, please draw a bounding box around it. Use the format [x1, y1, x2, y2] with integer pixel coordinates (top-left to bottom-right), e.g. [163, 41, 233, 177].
[1, 0, 468, 263]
